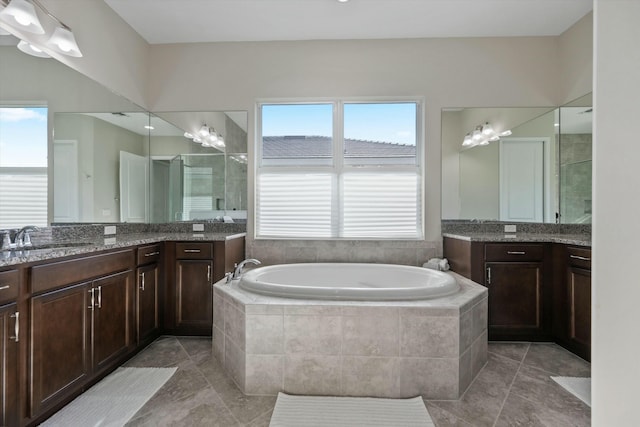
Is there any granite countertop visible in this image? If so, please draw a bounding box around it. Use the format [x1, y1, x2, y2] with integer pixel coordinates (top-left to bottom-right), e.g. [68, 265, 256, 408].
[443, 232, 591, 247]
[0, 232, 246, 268]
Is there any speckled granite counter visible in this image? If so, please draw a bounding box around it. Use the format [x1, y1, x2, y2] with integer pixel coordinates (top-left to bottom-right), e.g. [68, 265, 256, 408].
[443, 232, 591, 247]
[0, 232, 246, 267]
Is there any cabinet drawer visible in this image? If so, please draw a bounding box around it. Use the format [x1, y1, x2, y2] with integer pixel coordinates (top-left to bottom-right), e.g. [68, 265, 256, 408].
[31, 249, 134, 294]
[175, 242, 213, 260]
[567, 246, 591, 270]
[485, 243, 544, 262]
[0, 269, 19, 305]
[137, 244, 161, 265]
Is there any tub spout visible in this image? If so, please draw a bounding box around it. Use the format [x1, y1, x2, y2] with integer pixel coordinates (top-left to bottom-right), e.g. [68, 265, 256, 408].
[232, 258, 261, 280]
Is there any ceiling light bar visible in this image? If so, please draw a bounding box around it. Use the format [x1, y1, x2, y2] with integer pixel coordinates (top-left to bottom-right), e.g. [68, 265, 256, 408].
[462, 122, 511, 149]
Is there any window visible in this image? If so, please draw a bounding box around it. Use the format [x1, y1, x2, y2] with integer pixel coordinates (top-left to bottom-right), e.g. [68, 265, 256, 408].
[0, 106, 48, 228]
[256, 99, 422, 239]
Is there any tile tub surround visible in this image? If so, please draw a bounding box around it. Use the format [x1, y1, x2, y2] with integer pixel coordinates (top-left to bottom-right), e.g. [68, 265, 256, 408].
[213, 271, 488, 399]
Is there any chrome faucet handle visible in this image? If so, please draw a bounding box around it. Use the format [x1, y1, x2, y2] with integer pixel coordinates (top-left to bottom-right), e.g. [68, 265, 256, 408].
[22, 231, 32, 247]
[0, 232, 11, 250]
[232, 258, 261, 280]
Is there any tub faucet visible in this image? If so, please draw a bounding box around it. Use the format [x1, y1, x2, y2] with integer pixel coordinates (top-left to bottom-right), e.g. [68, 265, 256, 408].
[232, 258, 261, 280]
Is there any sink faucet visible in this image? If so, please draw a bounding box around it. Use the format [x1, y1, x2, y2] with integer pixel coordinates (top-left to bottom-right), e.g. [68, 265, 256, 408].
[231, 258, 261, 280]
[15, 225, 40, 248]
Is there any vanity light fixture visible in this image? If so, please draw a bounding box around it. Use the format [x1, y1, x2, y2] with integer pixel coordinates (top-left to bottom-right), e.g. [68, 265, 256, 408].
[144, 125, 154, 130]
[0, 0, 44, 34]
[185, 124, 225, 152]
[17, 39, 50, 57]
[0, 0, 83, 57]
[462, 122, 511, 149]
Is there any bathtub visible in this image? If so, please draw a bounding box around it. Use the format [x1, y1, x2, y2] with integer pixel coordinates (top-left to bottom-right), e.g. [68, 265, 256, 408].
[238, 263, 460, 301]
[213, 266, 488, 399]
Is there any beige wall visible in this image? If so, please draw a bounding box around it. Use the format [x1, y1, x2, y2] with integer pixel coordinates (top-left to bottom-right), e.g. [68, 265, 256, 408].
[146, 36, 564, 261]
[593, 1, 640, 425]
[559, 11, 594, 105]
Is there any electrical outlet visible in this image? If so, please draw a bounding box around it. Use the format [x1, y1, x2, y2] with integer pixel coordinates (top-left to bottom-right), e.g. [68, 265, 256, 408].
[192, 223, 205, 232]
[104, 225, 116, 235]
[504, 224, 517, 233]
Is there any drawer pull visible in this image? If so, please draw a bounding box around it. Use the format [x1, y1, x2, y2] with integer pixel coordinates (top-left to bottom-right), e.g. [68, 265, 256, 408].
[184, 249, 201, 253]
[97, 286, 102, 309]
[0, 285, 10, 291]
[144, 251, 160, 257]
[486, 267, 491, 285]
[10, 312, 19, 342]
[207, 265, 211, 282]
[570, 255, 591, 262]
[507, 251, 526, 255]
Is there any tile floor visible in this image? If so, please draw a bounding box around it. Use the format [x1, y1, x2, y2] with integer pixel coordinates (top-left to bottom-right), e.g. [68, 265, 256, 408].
[122, 336, 591, 427]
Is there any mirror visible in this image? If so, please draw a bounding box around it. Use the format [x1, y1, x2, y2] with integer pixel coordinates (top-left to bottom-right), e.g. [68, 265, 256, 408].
[442, 94, 592, 224]
[0, 39, 248, 226]
[149, 111, 248, 223]
[0, 41, 148, 226]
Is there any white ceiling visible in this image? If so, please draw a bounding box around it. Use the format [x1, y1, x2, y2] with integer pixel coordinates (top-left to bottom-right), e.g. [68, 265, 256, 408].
[104, 0, 593, 44]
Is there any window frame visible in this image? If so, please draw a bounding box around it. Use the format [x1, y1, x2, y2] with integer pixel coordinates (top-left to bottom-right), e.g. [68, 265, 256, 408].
[255, 97, 425, 240]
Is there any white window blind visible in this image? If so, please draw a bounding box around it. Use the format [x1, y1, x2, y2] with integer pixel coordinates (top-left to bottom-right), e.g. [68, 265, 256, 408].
[0, 168, 48, 228]
[342, 172, 420, 238]
[257, 173, 333, 238]
[257, 99, 423, 239]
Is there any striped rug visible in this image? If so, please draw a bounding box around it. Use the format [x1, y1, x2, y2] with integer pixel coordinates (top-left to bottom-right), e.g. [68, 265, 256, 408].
[41, 367, 177, 426]
[269, 393, 434, 427]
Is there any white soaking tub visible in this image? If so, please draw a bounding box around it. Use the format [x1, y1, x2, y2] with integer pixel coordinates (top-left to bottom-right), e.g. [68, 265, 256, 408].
[238, 263, 460, 301]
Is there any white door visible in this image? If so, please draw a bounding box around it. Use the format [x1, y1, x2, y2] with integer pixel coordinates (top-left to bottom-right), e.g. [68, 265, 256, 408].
[119, 151, 149, 223]
[500, 138, 544, 222]
[53, 140, 79, 222]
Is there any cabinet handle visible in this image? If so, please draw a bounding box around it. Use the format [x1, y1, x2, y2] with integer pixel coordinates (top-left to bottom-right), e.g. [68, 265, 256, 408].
[0, 285, 10, 291]
[97, 286, 102, 309]
[10, 312, 19, 342]
[88, 288, 95, 310]
[207, 265, 211, 282]
[507, 251, 526, 255]
[140, 272, 146, 291]
[570, 255, 591, 261]
[144, 251, 160, 257]
[486, 267, 491, 285]
[184, 249, 201, 253]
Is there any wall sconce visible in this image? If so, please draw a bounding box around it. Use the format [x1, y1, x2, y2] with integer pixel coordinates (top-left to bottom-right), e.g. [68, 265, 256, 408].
[462, 122, 511, 148]
[0, 0, 83, 57]
[184, 125, 226, 152]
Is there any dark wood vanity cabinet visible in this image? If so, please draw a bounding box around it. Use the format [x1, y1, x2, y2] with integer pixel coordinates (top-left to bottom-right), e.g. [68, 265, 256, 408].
[553, 246, 592, 361]
[165, 238, 245, 336]
[136, 244, 162, 346]
[29, 250, 135, 420]
[444, 236, 591, 358]
[444, 238, 552, 340]
[0, 269, 19, 427]
[484, 243, 551, 340]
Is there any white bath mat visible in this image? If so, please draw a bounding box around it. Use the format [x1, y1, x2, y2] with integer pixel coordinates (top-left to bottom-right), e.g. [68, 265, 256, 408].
[269, 392, 435, 427]
[551, 376, 591, 407]
[41, 367, 177, 427]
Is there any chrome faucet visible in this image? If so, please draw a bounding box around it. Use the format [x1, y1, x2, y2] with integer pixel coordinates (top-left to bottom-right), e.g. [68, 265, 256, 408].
[15, 225, 40, 248]
[231, 258, 261, 280]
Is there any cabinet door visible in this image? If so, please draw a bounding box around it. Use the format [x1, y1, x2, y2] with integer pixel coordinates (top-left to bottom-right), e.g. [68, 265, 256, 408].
[0, 303, 18, 427]
[30, 283, 91, 416]
[486, 262, 544, 338]
[568, 266, 591, 358]
[92, 270, 135, 372]
[176, 260, 213, 333]
[137, 264, 159, 344]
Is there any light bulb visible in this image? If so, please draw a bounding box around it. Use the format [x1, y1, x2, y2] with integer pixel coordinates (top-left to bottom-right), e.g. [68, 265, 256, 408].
[184, 132, 193, 139]
[462, 134, 473, 147]
[482, 122, 493, 135]
[472, 128, 482, 142]
[199, 125, 209, 137]
[47, 26, 83, 57]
